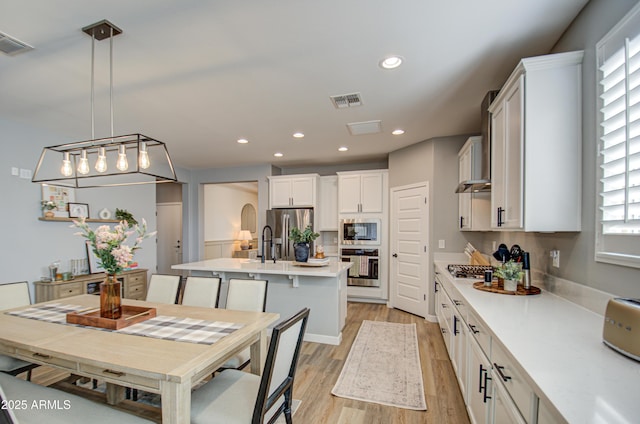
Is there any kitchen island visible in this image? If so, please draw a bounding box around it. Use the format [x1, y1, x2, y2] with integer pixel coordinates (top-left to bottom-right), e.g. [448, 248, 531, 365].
[173, 258, 351, 345]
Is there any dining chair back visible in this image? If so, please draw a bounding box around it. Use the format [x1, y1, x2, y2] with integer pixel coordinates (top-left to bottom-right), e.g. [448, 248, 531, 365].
[0, 281, 31, 311]
[225, 278, 268, 312]
[0, 282, 38, 381]
[190, 308, 310, 424]
[182, 276, 221, 308]
[145, 274, 181, 304]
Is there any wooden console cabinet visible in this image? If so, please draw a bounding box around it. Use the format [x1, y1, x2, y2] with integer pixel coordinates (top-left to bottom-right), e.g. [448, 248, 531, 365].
[34, 269, 148, 303]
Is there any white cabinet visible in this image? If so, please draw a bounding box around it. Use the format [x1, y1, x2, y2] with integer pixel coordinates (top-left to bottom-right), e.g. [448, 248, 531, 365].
[317, 176, 338, 231]
[338, 170, 387, 214]
[458, 136, 491, 231]
[269, 174, 318, 208]
[493, 378, 527, 424]
[468, 335, 492, 424]
[489, 51, 583, 231]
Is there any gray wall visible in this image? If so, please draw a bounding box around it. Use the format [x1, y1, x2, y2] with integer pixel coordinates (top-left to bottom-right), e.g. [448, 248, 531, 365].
[1, 117, 157, 296]
[466, 0, 640, 298]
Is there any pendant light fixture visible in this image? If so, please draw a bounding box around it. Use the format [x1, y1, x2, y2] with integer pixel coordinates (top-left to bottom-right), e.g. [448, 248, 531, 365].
[32, 20, 177, 188]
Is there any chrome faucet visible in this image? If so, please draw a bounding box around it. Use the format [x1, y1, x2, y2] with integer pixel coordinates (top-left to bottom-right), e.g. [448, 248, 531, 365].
[261, 225, 275, 263]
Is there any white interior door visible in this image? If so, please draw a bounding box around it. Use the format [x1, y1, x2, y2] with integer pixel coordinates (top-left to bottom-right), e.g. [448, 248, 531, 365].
[390, 183, 428, 317]
[157, 202, 183, 275]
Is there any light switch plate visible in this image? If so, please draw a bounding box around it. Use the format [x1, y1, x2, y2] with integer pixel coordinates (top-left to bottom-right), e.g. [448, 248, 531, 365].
[19, 168, 32, 179]
[11, 167, 19, 176]
[438, 239, 445, 249]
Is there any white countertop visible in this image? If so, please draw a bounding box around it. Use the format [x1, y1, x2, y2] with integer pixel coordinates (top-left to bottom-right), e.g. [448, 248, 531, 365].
[434, 260, 640, 424]
[173, 258, 351, 278]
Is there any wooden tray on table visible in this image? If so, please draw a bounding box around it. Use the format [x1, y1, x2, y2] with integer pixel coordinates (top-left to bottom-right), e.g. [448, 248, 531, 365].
[66, 305, 156, 330]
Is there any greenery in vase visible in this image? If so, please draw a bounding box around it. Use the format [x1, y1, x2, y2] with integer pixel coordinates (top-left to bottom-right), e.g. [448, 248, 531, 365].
[72, 217, 155, 274]
[41, 200, 56, 211]
[289, 225, 319, 244]
[115, 208, 138, 227]
[494, 259, 524, 281]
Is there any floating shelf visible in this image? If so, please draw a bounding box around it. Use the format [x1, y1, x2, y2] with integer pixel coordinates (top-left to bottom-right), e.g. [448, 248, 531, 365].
[38, 217, 120, 223]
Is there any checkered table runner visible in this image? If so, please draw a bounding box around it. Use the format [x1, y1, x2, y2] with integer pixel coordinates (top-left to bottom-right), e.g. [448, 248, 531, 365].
[6, 303, 244, 346]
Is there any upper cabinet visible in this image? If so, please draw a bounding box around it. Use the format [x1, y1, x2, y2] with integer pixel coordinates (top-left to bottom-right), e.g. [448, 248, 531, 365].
[458, 136, 490, 231]
[317, 175, 338, 231]
[268, 174, 319, 208]
[338, 170, 387, 214]
[489, 51, 583, 232]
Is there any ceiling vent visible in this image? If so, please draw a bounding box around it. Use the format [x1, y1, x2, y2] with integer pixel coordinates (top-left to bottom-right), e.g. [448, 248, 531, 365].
[0, 31, 33, 56]
[330, 92, 362, 109]
[347, 120, 382, 136]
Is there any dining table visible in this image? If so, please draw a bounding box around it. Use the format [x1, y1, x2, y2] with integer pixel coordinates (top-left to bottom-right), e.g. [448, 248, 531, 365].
[0, 294, 280, 423]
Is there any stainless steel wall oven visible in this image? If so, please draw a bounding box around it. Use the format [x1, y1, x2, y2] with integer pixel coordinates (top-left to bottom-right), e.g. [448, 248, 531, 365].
[341, 248, 379, 287]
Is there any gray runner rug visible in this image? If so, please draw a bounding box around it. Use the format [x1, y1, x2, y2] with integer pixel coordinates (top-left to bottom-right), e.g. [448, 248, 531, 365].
[331, 320, 427, 410]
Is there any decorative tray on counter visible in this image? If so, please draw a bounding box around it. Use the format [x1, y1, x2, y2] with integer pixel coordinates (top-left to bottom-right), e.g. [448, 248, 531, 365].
[66, 305, 157, 330]
[473, 281, 541, 296]
[292, 261, 329, 267]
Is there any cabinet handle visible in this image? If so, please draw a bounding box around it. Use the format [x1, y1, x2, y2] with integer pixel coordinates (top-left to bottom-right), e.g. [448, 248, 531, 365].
[460, 216, 464, 228]
[33, 353, 51, 359]
[483, 370, 492, 402]
[497, 207, 504, 227]
[441, 327, 447, 334]
[434, 281, 439, 293]
[441, 303, 447, 308]
[493, 363, 512, 382]
[468, 324, 479, 334]
[102, 369, 126, 377]
[453, 300, 462, 306]
[453, 315, 459, 335]
[479, 364, 486, 393]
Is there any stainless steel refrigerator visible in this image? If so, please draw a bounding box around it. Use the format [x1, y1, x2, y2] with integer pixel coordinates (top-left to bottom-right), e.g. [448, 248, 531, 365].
[266, 208, 314, 261]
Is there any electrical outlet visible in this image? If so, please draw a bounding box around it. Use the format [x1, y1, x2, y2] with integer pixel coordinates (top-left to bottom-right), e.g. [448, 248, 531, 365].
[492, 241, 497, 251]
[550, 250, 560, 268]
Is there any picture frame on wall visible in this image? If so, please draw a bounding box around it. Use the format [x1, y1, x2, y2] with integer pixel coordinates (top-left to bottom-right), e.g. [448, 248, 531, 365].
[68, 203, 89, 219]
[41, 184, 75, 218]
[86, 241, 105, 274]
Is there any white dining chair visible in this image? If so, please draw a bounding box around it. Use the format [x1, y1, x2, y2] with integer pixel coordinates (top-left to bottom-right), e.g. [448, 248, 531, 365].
[0, 282, 38, 381]
[145, 274, 181, 304]
[191, 308, 309, 424]
[220, 278, 268, 370]
[182, 276, 221, 308]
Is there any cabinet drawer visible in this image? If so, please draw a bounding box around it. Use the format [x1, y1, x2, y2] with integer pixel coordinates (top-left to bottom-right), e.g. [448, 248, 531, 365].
[16, 349, 77, 370]
[79, 363, 159, 391]
[125, 281, 146, 299]
[127, 272, 147, 285]
[467, 309, 491, 358]
[492, 341, 535, 422]
[53, 282, 84, 299]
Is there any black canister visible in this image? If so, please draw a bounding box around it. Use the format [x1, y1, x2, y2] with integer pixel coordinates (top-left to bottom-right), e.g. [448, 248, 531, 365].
[522, 252, 532, 289]
[484, 269, 493, 287]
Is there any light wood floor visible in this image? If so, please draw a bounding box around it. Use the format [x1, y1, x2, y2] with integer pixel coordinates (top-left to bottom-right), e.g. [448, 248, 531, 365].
[29, 302, 469, 423]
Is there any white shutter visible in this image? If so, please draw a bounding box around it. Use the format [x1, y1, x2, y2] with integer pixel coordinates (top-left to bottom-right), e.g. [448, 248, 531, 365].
[596, 2, 640, 267]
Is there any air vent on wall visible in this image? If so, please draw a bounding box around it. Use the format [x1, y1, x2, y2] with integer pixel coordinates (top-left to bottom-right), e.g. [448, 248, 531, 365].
[0, 31, 33, 56]
[330, 92, 362, 109]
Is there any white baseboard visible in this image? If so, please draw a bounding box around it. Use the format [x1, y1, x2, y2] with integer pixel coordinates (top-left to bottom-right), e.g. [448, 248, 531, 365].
[304, 332, 342, 346]
[424, 314, 437, 323]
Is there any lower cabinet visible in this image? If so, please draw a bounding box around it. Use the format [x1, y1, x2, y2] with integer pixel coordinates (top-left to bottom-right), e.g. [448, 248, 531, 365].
[436, 271, 542, 424]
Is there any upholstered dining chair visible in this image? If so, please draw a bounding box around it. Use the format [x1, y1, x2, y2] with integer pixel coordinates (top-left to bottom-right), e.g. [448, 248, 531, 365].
[0, 282, 39, 381]
[181, 276, 221, 308]
[220, 278, 268, 370]
[191, 308, 309, 424]
[145, 274, 181, 304]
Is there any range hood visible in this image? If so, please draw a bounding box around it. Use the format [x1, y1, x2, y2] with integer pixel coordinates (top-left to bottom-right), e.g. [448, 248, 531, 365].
[456, 90, 499, 193]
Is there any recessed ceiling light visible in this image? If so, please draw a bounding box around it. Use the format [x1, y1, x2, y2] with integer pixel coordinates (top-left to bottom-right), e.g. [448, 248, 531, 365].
[380, 56, 403, 70]
[338, 146, 348, 152]
[392, 129, 405, 135]
[237, 138, 249, 144]
[274, 152, 283, 157]
[293, 132, 304, 139]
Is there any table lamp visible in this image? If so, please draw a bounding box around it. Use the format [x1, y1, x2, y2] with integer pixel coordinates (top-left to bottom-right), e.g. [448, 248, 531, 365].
[238, 230, 252, 250]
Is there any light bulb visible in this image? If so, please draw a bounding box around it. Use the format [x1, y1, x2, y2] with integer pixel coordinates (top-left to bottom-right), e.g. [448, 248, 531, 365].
[138, 142, 150, 169]
[77, 150, 90, 175]
[61, 152, 73, 177]
[116, 145, 128, 171]
[95, 147, 107, 173]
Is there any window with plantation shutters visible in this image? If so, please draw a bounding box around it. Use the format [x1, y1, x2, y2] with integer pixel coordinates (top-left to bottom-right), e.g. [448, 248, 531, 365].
[596, 2, 640, 268]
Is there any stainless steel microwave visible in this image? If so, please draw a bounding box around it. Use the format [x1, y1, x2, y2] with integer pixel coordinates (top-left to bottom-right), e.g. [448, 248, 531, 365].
[339, 218, 381, 245]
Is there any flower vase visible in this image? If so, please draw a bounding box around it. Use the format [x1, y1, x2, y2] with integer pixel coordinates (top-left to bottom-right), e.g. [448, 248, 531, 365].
[504, 279, 518, 292]
[44, 210, 55, 218]
[294, 242, 310, 262]
[100, 274, 122, 319]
